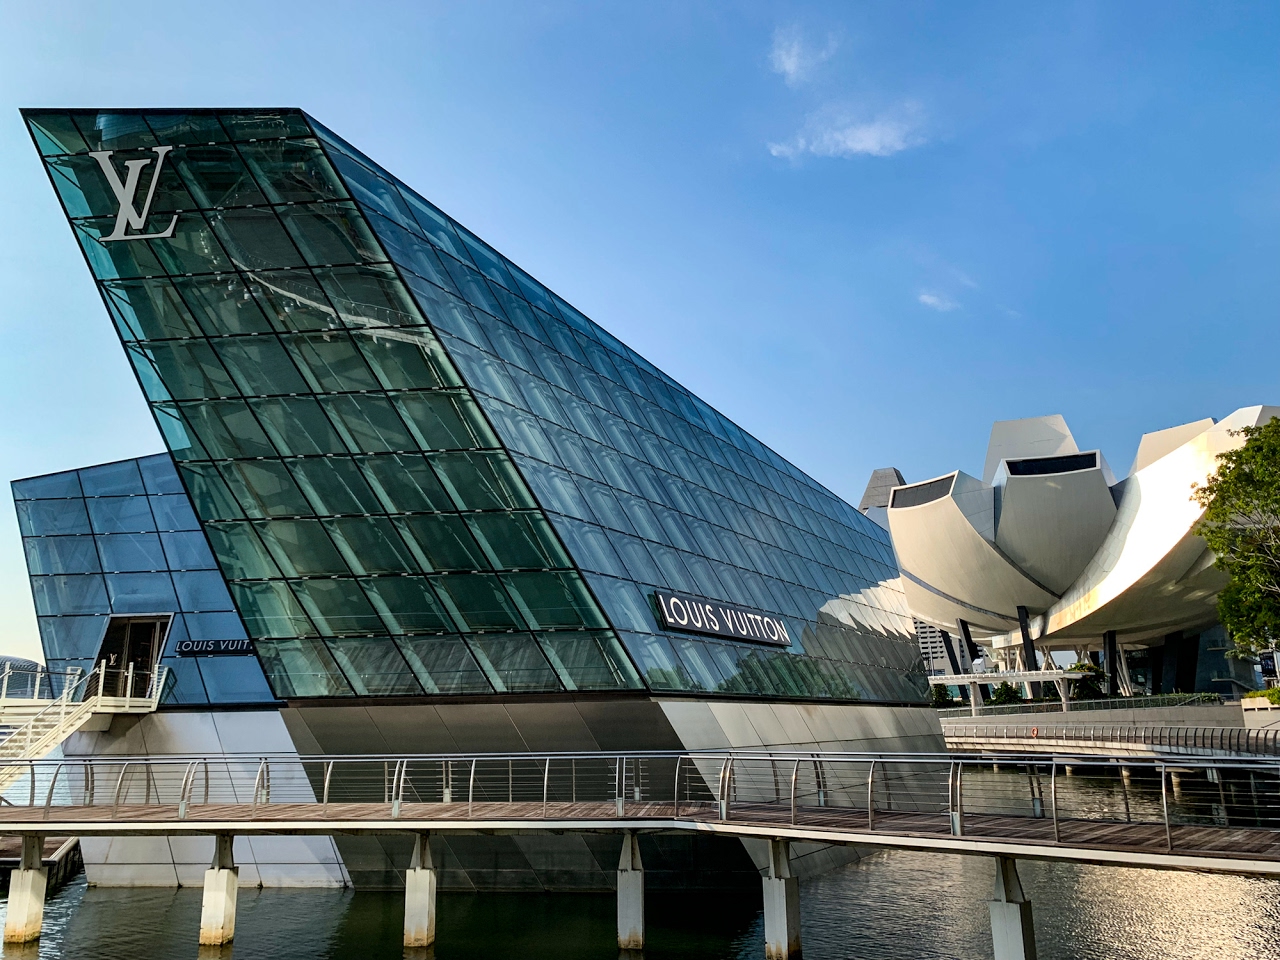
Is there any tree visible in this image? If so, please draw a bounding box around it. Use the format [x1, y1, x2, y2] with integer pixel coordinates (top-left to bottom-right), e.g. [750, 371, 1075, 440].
[1193, 417, 1280, 655]
[988, 682, 1024, 705]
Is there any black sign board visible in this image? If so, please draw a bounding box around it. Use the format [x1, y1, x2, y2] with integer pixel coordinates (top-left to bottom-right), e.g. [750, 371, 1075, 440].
[1262, 651, 1277, 679]
[653, 590, 792, 647]
[173, 639, 254, 657]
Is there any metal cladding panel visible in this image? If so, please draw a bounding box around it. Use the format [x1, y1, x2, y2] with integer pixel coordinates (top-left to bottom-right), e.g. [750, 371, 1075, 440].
[22, 107, 928, 705]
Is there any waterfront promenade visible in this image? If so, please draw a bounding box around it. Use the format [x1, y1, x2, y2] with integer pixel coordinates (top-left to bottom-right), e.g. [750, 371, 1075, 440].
[3, 749, 1280, 959]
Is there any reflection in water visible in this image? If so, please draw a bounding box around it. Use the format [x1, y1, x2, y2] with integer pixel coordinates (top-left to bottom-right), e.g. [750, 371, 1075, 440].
[3, 850, 1280, 959]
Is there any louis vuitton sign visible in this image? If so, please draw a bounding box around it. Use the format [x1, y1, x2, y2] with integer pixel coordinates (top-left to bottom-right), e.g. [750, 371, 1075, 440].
[653, 590, 792, 647]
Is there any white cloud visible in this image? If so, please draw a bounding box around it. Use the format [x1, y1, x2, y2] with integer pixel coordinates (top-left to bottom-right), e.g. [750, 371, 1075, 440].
[768, 104, 926, 160]
[769, 25, 838, 87]
[918, 292, 958, 312]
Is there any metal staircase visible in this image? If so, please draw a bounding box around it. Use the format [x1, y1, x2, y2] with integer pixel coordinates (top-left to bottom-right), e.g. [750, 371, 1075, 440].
[0, 663, 168, 776]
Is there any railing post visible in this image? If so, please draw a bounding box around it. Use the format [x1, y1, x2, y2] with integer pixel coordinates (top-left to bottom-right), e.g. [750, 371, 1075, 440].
[251, 760, 266, 813]
[1, 662, 10, 700]
[790, 759, 800, 825]
[112, 762, 132, 817]
[950, 761, 964, 836]
[125, 662, 135, 700]
[1161, 764, 1173, 851]
[322, 760, 334, 811]
[392, 759, 405, 818]
[616, 756, 625, 817]
[867, 760, 877, 830]
[467, 758, 476, 818]
[717, 757, 733, 821]
[1050, 761, 1060, 842]
[542, 758, 550, 819]
[673, 757, 682, 818]
[178, 761, 197, 819]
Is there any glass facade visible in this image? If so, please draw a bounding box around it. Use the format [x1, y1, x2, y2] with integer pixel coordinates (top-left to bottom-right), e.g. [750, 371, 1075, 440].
[22, 108, 928, 705]
[12, 454, 276, 705]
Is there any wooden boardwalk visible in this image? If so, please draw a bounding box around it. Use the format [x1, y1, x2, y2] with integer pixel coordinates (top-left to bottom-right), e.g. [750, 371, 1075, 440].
[2, 799, 1278, 871]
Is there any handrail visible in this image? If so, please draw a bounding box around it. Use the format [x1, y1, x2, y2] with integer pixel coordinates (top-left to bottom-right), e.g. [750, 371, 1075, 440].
[937, 692, 1224, 719]
[943, 722, 1280, 757]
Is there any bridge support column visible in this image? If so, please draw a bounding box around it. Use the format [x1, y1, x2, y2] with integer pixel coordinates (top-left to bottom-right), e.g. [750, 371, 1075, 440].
[4, 836, 47, 943]
[762, 839, 801, 960]
[988, 856, 1036, 960]
[404, 834, 437, 949]
[617, 830, 644, 950]
[199, 834, 238, 946]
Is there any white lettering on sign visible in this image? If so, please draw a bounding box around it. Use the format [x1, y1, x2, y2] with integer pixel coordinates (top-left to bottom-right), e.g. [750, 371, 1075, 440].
[88, 146, 179, 242]
[174, 639, 254, 657]
[653, 590, 791, 647]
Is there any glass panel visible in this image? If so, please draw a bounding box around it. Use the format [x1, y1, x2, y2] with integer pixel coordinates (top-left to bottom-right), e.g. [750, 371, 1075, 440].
[321, 395, 416, 453]
[31, 575, 109, 616]
[218, 460, 312, 517]
[79, 460, 146, 497]
[149, 214, 233, 275]
[253, 520, 348, 576]
[173, 570, 234, 612]
[467, 636, 560, 693]
[71, 112, 155, 150]
[359, 454, 454, 513]
[13, 472, 83, 501]
[97, 533, 166, 572]
[177, 464, 243, 520]
[467, 512, 569, 569]
[213, 336, 309, 396]
[396, 637, 492, 694]
[174, 276, 274, 335]
[104, 572, 179, 613]
[24, 536, 101, 575]
[204, 522, 280, 579]
[219, 111, 312, 141]
[176, 400, 276, 458]
[173, 145, 266, 208]
[430, 452, 535, 510]
[160, 531, 216, 570]
[248, 269, 341, 332]
[393, 391, 497, 450]
[290, 578, 383, 635]
[37, 615, 108, 661]
[249, 397, 347, 455]
[145, 113, 230, 145]
[209, 207, 305, 270]
[254, 637, 353, 697]
[197, 657, 276, 704]
[102, 280, 201, 341]
[25, 113, 90, 155]
[238, 139, 347, 204]
[16, 499, 92, 537]
[184, 611, 248, 641]
[130, 342, 236, 400]
[287, 457, 383, 516]
[281, 332, 379, 392]
[360, 577, 454, 634]
[326, 638, 422, 696]
[228, 582, 315, 638]
[278, 202, 385, 266]
[398, 190, 469, 260]
[323, 518, 419, 574]
[538, 632, 643, 691]
[432, 574, 523, 630]
[317, 264, 424, 329]
[396, 515, 489, 572]
[74, 217, 165, 279]
[501, 571, 606, 629]
[352, 328, 461, 390]
[87, 497, 155, 534]
[327, 150, 415, 227]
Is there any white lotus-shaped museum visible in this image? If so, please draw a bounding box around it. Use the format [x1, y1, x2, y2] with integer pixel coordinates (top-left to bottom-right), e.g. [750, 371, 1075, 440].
[881, 406, 1279, 660]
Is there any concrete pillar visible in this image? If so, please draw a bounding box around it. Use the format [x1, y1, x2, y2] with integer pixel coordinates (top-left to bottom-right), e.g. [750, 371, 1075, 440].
[989, 856, 1036, 960]
[1104, 631, 1118, 696]
[616, 830, 644, 950]
[199, 834, 238, 946]
[762, 839, 801, 960]
[1053, 678, 1070, 713]
[1016, 607, 1042, 699]
[404, 833, 437, 949]
[3, 836, 47, 943]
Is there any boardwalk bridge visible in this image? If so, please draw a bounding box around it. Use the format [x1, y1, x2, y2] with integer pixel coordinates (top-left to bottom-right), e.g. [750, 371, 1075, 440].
[3, 749, 1280, 959]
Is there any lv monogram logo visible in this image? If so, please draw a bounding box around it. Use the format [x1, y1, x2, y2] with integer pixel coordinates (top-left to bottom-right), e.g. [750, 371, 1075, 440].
[88, 146, 179, 242]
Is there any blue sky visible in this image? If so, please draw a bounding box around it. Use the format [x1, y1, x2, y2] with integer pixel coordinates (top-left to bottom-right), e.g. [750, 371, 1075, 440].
[0, 2, 1276, 660]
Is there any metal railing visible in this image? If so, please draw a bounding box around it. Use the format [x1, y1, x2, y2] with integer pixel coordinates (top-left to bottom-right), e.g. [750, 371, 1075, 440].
[0, 665, 86, 703]
[1, 750, 1279, 862]
[944, 723, 1280, 756]
[938, 693, 1223, 719]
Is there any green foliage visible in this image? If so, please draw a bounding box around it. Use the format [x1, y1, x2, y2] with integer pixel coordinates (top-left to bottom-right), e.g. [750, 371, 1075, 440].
[1069, 661, 1107, 700]
[1243, 686, 1280, 705]
[931, 684, 954, 707]
[988, 682, 1024, 705]
[1194, 417, 1280, 655]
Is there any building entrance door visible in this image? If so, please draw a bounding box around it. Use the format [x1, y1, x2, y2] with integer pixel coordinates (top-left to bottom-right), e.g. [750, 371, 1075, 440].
[91, 616, 169, 698]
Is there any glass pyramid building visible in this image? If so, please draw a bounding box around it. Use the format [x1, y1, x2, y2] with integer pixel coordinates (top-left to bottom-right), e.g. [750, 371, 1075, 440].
[20, 108, 928, 710]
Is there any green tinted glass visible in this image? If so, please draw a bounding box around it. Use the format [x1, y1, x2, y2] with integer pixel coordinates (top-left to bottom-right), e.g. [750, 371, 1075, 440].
[466, 512, 569, 569]
[468, 635, 560, 693]
[177, 400, 275, 458]
[248, 269, 340, 332]
[238, 140, 348, 204]
[323, 517, 419, 574]
[433, 574, 523, 630]
[177, 464, 243, 520]
[352, 328, 461, 390]
[538, 632, 642, 691]
[359, 454, 454, 513]
[394, 391, 497, 450]
[173, 145, 266, 208]
[255, 636, 352, 697]
[396, 637, 492, 694]
[205, 521, 281, 579]
[212, 336, 309, 396]
[254, 519, 348, 576]
[290, 578, 383, 635]
[249, 397, 347, 454]
[218, 460, 312, 517]
[360, 577, 454, 634]
[282, 332, 379, 392]
[321, 395, 416, 452]
[317, 264, 424, 328]
[287, 457, 383, 516]
[325, 638, 421, 696]
[175, 276, 274, 335]
[103, 280, 203, 341]
[279, 202, 384, 266]
[501, 571, 605, 629]
[227, 582, 314, 638]
[396, 515, 489, 572]
[429, 452, 533, 510]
